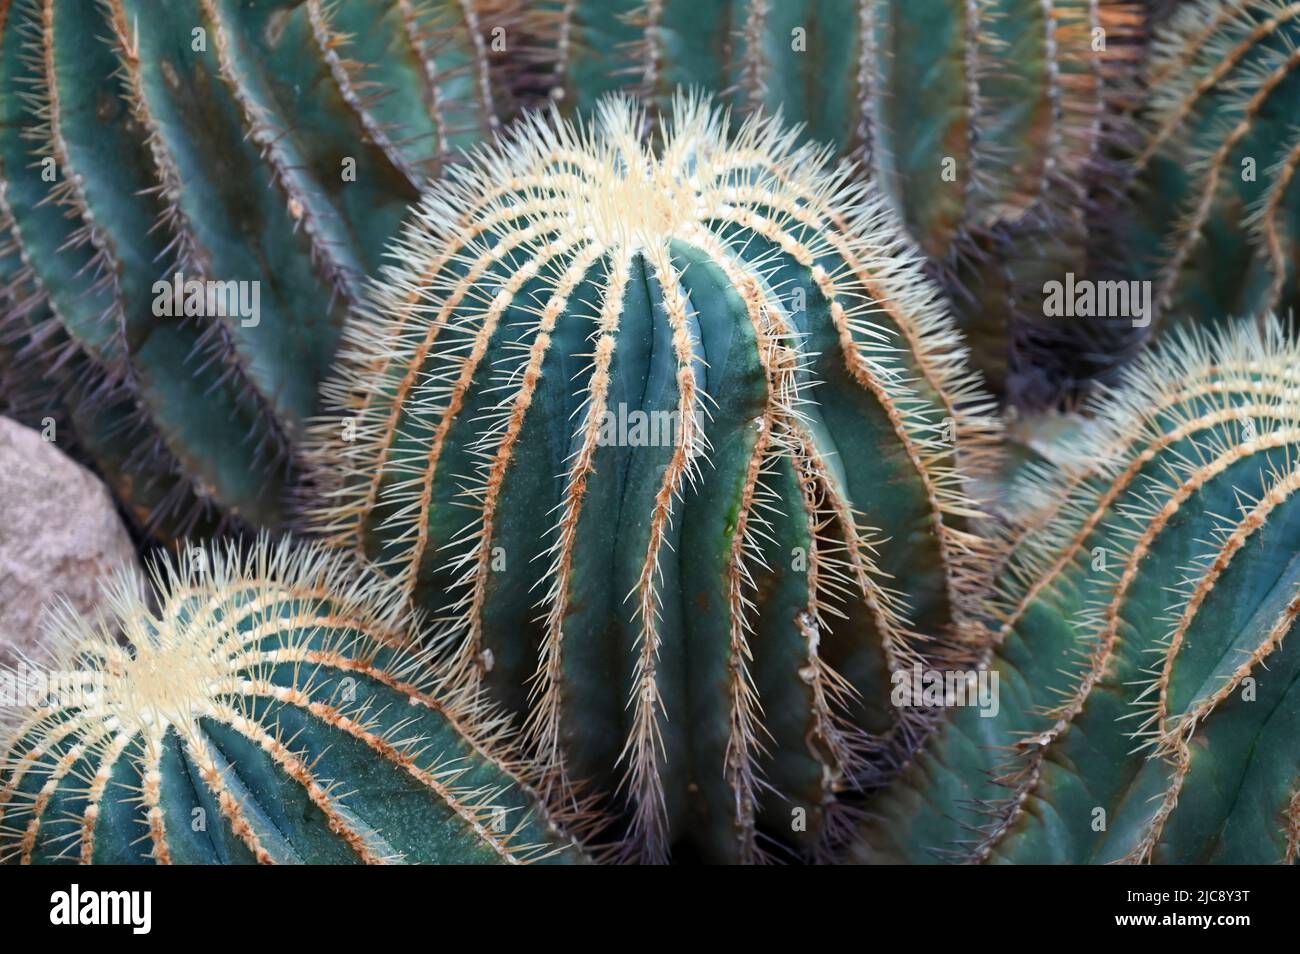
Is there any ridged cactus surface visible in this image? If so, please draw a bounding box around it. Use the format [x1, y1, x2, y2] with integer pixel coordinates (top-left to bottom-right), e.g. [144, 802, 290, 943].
[0, 0, 513, 536]
[945, 0, 1148, 405]
[307, 94, 1000, 863]
[856, 318, 1300, 864]
[1129, 0, 1300, 331]
[0, 538, 584, 864]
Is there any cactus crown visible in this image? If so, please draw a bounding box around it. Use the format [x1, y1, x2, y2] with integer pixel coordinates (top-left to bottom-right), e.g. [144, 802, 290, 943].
[858, 317, 1300, 864]
[308, 93, 1000, 862]
[0, 538, 583, 865]
[529, 1, 1142, 245]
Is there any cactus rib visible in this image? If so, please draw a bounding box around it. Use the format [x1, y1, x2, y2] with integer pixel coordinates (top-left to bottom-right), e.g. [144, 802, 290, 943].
[1129, 0, 1300, 330]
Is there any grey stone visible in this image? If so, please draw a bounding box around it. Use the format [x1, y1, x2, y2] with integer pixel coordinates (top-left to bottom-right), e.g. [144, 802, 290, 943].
[0, 416, 139, 665]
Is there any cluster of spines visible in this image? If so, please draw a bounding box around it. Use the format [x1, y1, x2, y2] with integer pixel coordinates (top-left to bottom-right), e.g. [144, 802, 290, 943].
[855, 316, 1300, 864]
[1130, 0, 1300, 330]
[0, 536, 589, 865]
[0, 0, 515, 537]
[518, 1, 1148, 402]
[305, 94, 1002, 862]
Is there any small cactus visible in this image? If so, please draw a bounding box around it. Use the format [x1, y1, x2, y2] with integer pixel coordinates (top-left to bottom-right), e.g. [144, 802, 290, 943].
[0, 0, 516, 536]
[0, 537, 585, 865]
[306, 94, 1001, 862]
[855, 317, 1300, 863]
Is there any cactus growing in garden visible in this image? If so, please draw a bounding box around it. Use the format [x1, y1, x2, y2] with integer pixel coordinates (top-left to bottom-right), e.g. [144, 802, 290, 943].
[305, 94, 1002, 863]
[1127, 0, 1300, 332]
[0, 537, 586, 864]
[855, 318, 1300, 864]
[0, 0, 516, 536]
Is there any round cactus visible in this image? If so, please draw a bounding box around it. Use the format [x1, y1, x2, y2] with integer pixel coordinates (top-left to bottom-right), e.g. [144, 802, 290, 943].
[306, 94, 1001, 863]
[856, 317, 1300, 864]
[0, 537, 585, 865]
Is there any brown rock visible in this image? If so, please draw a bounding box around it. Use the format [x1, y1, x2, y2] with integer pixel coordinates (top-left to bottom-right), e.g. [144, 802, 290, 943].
[0, 416, 139, 664]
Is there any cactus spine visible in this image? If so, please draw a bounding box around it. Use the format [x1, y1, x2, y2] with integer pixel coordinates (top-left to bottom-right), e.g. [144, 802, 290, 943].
[0, 537, 585, 865]
[307, 94, 1000, 863]
[856, 317, 1300, 863]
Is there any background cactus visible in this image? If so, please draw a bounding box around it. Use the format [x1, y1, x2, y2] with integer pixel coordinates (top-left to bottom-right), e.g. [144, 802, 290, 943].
[854, 318, 1300, 864]
[523, 1, 1148, 402]
[4, 0, 1297, 871]
[1126, 0, 1300, 333]
[305, 94, 1001, 863]
[0, 0, 516, 537]
[0, 537, 585, 864]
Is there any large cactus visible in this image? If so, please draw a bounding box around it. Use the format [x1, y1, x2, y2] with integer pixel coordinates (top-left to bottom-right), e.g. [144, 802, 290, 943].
[0, 537, 586, 864]
[1127, 0, 1300, 332]
[854, 317, 1300, 864]
[0, 0, 515, 536]
[304, 94, 1001, 863]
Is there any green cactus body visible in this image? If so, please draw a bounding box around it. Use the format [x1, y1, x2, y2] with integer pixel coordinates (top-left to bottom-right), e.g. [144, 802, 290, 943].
[531, 1, 1138, 234]
[856, 318, 1300, 864]
[0, 207, 72, 439]
[0, 0, 512, 536]
[0, 51, 220, 535]
[0, 538, 585, 865]
[312, 0, 506, 180]
[531, 0, 741, 124]
[1131, 0, 1300, 330]
[306, 95, 1000, 863]
[974, 0, 1054, 227]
